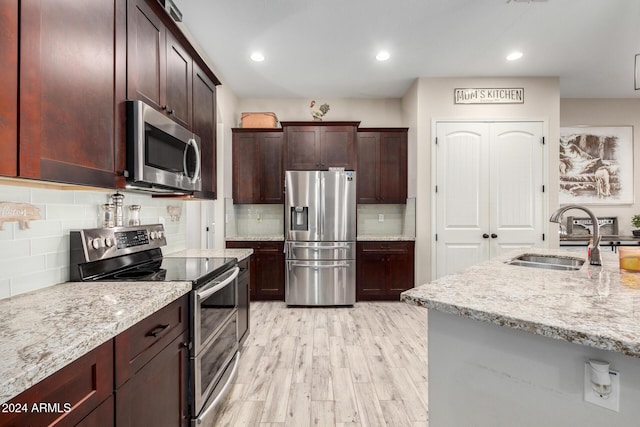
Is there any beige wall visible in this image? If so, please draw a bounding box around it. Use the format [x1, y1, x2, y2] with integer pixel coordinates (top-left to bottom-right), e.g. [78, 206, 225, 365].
[407, 77, 561, 284]
[235, 98, 404, 128]
[560, 99, 640, 235]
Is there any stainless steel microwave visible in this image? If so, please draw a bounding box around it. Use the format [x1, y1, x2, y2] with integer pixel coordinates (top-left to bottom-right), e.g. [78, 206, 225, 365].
[126, 100, 202, 193]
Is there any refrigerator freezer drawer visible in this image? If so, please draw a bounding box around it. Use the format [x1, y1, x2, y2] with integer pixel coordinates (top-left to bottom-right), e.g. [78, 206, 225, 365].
[285, 260, 355, 306]
[285, 241, 356, 260]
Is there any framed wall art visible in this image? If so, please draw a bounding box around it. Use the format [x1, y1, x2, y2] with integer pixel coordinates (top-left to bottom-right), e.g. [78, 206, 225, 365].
[559, 126, 634, 205]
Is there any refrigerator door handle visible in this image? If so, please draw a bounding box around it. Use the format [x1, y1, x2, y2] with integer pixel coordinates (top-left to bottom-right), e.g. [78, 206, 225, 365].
[289, 262, 350, 268]
[320, 175, 325, 238]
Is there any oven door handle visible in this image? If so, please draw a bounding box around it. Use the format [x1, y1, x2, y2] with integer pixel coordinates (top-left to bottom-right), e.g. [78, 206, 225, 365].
[195, 351, 240, 425]
[196, 267, 240, 300]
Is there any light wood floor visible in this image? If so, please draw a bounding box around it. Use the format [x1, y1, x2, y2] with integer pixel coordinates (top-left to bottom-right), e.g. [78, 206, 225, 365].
[206, 301, 429, 427]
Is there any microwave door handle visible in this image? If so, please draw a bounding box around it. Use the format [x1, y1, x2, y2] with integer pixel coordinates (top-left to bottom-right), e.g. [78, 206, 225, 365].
[183, 138, 202, 184]
[196, 267, 240, 300]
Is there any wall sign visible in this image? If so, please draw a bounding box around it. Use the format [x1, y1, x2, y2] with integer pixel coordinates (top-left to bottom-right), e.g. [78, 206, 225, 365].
[454, 88, 524, 104]
[0, 202, 42, 230]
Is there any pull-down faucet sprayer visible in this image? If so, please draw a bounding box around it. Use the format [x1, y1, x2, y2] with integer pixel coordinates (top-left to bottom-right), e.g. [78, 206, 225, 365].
[550, 204, 602, 266]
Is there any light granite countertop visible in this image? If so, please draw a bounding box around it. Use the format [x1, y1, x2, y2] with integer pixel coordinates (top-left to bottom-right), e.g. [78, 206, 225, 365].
[401, 248, 640, 359]
[357, 235, 415, 241]
[166, 248, 254, 261]
[0, 280, 191, 405]
[225, 235, 284, 241]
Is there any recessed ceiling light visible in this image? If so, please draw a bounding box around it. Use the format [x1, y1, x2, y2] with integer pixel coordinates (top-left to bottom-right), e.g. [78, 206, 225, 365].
[506, 51, 523, 61]
[250, 52, 265, 62]
[376, 51, 390, 61]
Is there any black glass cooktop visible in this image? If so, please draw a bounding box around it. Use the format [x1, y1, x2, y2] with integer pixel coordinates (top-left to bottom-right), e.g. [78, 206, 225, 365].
[93, 256, 237, 288]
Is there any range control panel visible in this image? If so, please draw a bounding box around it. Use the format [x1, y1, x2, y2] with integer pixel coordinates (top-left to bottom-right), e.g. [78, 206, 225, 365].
[71, 224, 166, 263]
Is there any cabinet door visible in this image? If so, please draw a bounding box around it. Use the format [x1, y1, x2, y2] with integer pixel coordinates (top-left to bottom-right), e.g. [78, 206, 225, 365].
[165, 32, 192, 129]
[379, 130, 408, 203]
[2, 340, 114, 427]
[232, 132, 259, 203]
[0, 1, 17, 177]
[116, 331, 189, 427]
[320, 125, 356, 169]
[20, 0, 123, 187]
[255, 248, 285, 300]
[356, 247, 387, 300]
[356, 132, 380, 203]
[127, 0, 165, 112]
[237, 258, 251, 346]
[193, 62, 217, 199]
[286, 126, 320, 170]
[259, 132, 284, 203]
[386, 242, 415, 297]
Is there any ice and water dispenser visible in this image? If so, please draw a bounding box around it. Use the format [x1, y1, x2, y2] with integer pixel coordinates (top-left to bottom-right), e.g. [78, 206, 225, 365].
[290, 206, 308, 231]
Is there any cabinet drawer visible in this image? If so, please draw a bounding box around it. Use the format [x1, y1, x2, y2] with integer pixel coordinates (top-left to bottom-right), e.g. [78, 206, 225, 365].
[2, 340, 113, 427]
[227, 241, 283, 252]
[359, 241, 413, 253]
[115, 295, 188, 387]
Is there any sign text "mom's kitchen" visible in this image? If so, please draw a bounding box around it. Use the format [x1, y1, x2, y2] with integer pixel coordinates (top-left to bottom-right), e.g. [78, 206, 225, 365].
[454, 88, 524, 104]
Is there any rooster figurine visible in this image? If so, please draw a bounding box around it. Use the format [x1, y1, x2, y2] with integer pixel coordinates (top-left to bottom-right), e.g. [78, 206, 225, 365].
[310, 100, 330, 121]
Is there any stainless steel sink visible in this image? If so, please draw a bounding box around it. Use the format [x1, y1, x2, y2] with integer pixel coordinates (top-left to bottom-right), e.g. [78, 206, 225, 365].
[505, 254, 585, 271]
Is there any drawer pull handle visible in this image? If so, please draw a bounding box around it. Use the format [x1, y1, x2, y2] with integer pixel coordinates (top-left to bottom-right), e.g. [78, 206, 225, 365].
[147, 324, 170, 338]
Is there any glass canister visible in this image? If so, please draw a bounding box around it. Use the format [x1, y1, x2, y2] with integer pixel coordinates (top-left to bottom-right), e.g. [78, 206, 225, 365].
[101, 203, 115, 228]
[111, 192, 125, 227]
[128, 205, 141, 226]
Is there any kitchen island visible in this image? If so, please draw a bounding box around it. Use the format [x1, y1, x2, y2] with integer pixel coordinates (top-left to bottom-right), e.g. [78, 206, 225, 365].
[402, 248, 640, 427]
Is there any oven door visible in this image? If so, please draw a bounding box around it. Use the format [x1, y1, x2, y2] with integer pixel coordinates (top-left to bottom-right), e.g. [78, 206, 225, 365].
[193, 266, 240, 354]
[192, 312, 239, 420]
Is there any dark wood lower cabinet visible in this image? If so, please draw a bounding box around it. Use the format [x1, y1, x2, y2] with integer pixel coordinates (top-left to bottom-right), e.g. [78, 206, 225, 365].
[1, 296, 189, 427]
[0, 340, 114, 427]
[237, 257, 251, 345]
[226, 241, 285, 301]
[115, 331, 189, 427]
[357, 241, 415, 300]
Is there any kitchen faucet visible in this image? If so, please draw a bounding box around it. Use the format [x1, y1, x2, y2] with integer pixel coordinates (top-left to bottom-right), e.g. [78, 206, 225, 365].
[549, 205, 602, 265]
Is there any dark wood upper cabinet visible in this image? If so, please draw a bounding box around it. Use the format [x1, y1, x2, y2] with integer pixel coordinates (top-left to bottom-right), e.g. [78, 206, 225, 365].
[165, 31, 192, 129]
[192, 62, 217, 199]
[0, 1, 18, 177]
[282, 122, 358, 170]
[232, 129, 284, 204]
[357, 128, 408, 203]
[19, 0, 126, 188]
[128, 0, 193, 129]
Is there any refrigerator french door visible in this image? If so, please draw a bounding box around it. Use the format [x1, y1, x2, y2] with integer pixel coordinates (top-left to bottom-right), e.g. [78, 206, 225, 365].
[285, 170, 356, 306]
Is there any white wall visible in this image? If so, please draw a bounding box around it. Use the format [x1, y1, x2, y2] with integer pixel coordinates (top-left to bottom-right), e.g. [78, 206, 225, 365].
[407, 77, 560, 285]
[560, 99, 640, 235]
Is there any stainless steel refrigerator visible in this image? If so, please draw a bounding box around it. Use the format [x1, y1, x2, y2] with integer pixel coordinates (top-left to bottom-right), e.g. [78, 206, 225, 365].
[285, 170, 356, 306]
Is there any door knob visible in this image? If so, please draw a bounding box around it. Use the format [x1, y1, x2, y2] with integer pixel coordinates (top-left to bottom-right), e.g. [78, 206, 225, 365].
[491, 233, 498, 239]
[482, 234, 489, 239]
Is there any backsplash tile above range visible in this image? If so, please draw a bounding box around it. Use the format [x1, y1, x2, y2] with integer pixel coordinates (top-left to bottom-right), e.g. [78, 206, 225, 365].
[0, 182, 188, 299]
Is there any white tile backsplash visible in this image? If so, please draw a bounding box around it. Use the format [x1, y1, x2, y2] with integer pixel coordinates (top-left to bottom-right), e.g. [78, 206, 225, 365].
[357, 199, 416, 238]
[225, 201, 284, 237]
[0, 182, 189, 299]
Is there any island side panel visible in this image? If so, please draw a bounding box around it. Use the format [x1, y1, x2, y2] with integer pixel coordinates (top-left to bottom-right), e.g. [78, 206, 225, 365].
[428, 310, 640, 427]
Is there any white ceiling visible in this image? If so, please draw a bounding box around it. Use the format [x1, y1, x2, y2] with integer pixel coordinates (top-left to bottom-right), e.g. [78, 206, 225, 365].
[178, 0, 640, 99]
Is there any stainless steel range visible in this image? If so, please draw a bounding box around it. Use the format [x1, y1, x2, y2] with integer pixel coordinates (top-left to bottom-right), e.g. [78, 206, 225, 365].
[69, 224, 240, 425]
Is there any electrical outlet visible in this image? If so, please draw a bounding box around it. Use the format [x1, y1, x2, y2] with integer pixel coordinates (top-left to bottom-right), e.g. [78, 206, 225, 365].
[584, 363, 620, 412]
[378, 214, 384, 222]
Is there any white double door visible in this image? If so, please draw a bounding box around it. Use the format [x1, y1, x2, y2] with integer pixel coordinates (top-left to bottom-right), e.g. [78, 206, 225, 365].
[435, 121, 546, 278]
